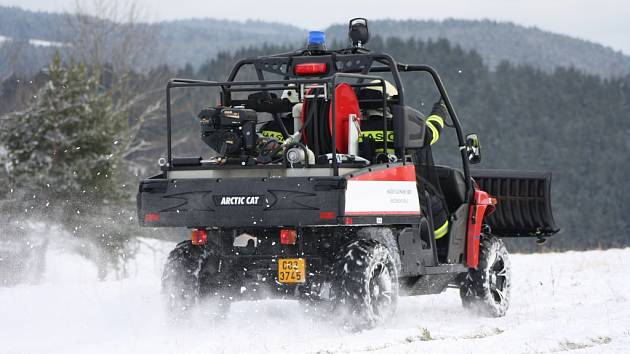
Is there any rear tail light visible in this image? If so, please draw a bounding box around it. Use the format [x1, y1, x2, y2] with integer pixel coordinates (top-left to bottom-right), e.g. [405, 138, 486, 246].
[191, 229, 208, 245]
[319, 211, 336, 219]
[279, 229, 297, 245]
[144, 213, 160, 222]
[294, 63, 327, 76]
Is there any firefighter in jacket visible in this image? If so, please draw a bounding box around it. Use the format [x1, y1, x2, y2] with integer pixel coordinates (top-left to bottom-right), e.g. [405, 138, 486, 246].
[358, 81, 449, 240]
[417, 100, 449, 240]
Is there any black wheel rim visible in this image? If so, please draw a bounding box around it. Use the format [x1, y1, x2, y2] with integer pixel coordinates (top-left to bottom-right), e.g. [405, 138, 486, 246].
[369, 262, 394, 318]
[488, 255, 508, 305]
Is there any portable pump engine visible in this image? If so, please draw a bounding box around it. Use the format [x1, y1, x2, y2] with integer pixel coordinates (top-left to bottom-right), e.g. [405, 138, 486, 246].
[198, 107, 258, 158]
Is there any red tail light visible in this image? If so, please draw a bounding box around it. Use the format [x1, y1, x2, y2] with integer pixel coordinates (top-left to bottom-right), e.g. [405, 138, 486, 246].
[279, 229, 297, 245]
[294, 63, 327, 76]
[319, 211, 336, 219]
[191, 229, 208, 245]
[144, 213, 160, 222]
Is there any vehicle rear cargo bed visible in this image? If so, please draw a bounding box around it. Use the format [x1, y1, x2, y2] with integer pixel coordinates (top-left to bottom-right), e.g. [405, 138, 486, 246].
[137, 176, 345, 228]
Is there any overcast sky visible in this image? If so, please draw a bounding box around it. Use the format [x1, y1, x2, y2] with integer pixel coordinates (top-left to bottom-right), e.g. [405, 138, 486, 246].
[3, 0, 629, 54]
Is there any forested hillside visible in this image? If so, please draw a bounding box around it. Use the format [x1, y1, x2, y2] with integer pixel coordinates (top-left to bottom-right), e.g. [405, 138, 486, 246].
[0, 6, 306, 77]
[326, 20, 630, 78]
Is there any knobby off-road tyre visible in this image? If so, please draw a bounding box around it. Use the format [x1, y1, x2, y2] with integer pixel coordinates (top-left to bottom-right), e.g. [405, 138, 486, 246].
[161, 240, 232, 320]
[332, 239, 399, 330]
[356, 227, 402, 275]
[460, 235, 511, 317]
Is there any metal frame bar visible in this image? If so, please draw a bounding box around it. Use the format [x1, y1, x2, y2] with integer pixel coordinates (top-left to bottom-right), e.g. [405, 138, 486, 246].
[396, 64, 472, 201]
[165, 75, 386, 177]
[164, 54, 472, 201]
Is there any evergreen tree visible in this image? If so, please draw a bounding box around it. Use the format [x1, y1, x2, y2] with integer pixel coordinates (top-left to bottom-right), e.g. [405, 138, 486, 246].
[0, 52, 125, 204]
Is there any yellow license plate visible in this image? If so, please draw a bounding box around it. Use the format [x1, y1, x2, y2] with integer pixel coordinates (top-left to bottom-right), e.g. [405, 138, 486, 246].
[278, 258, 306, 284]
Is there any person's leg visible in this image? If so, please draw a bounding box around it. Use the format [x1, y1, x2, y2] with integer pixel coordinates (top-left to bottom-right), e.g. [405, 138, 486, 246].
[431, 194, 449, 240]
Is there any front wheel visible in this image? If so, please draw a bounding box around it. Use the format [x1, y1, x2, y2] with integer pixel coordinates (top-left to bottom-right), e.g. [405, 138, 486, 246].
[460, 235, 511, 317]
[331, 239, 399, 330]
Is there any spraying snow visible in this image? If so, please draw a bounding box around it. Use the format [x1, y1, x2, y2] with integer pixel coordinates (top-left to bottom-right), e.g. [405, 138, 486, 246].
[1, 232, 629, 354]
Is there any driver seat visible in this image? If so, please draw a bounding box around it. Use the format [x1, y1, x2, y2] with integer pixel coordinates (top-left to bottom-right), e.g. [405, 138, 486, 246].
[434, 166, 467, 212]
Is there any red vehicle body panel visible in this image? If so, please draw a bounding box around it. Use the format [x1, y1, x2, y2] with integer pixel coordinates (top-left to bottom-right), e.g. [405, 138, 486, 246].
[348, 164, 416, 182]
[466, 188, 496, 268]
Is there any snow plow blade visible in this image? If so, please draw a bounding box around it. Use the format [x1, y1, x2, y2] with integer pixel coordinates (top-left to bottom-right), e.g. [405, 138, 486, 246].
[471, 169, 559, 238]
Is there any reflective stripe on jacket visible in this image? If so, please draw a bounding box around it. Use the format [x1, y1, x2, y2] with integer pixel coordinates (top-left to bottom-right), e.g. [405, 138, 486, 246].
[425, 101, 447, 146]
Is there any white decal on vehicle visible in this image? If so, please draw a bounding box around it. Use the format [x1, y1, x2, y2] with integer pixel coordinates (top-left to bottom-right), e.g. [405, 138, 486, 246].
[344, 181, 420, 215]
[219, 196, 261, 206]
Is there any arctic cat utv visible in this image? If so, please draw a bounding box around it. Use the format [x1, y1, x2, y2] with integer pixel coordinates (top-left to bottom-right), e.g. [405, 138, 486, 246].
[137, 19, 558, 328]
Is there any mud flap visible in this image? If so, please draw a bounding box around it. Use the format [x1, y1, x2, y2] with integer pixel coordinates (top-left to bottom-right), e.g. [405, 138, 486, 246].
[471, 169, 559, 238]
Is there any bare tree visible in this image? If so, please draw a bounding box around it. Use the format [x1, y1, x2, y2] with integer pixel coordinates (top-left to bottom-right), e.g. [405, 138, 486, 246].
[65, 0, 171, 176]
[68, 0, 162, 76]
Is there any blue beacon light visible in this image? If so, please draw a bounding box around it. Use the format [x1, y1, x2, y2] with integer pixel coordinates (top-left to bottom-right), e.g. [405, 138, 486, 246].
[307, 30, 326, 50]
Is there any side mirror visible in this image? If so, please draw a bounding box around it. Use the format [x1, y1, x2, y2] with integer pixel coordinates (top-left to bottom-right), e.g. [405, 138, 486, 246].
[466, 133, 481, 164]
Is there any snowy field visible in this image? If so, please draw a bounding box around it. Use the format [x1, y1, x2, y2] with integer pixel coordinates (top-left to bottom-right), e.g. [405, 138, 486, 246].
[1, 236, 629, 354]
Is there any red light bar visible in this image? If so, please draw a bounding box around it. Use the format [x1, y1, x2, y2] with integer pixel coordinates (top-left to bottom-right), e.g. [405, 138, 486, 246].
[294, 63, 327, 76]
[280, 229, 297, 245]
[191, 228, 208, 245]
[144, 213, 160, 222]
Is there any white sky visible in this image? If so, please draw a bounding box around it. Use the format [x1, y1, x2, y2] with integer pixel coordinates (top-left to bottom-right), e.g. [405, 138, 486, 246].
[3, 0, 629, 54]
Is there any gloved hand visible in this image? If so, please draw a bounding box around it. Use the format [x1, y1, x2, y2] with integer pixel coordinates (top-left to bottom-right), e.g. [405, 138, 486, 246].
[430, 100, 447, 119]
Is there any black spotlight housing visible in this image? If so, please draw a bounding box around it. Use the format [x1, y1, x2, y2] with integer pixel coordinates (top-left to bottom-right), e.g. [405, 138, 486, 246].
[348, 18, 369, 47]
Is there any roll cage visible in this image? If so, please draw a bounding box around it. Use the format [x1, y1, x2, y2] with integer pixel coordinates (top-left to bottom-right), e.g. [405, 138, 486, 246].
[164, 49, 473, 203]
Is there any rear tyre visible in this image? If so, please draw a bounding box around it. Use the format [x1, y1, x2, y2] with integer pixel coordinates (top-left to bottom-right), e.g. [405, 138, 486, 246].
[331, 239, 399, 330]
[161, 240, 231, 320]
[460, 235, 511, 317]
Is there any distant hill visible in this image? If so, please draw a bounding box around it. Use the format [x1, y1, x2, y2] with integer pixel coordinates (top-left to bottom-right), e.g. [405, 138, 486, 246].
[159, 18, 306, 69]
[326, 19, 630, 78]
[0, 6, 306, 78]
[1, 6, 630, 79]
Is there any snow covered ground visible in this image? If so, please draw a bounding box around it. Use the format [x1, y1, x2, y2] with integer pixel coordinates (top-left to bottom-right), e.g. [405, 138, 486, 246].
[1, 237, 629, 354]
[0, 35, 67, 48]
